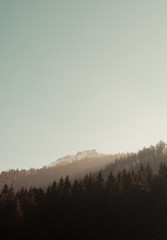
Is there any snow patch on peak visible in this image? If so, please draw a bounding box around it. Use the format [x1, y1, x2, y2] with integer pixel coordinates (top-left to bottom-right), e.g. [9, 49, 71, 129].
[48, 149, 103, 167]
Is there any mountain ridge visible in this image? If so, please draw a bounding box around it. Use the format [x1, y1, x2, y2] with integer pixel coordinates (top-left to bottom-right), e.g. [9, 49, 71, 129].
[0, 141, 166, 190]
[48, 149, 105, 167]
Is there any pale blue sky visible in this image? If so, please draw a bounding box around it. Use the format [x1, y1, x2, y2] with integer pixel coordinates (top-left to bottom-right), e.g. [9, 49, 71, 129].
[1, 0, 167, 171]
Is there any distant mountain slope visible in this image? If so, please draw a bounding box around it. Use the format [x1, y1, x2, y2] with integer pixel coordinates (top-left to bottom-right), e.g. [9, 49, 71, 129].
[0, 141, 166, 190]
[0, 150, 126, 190]
[49, 149, 105, 167]
[99, 140, 167, 179]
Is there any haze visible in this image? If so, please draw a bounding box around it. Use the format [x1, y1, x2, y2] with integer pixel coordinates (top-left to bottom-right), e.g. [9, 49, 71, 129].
[1, 0, 167, 172]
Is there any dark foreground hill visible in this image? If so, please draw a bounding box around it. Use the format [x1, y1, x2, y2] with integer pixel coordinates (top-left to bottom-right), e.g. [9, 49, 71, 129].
[1, 158, 167, 239]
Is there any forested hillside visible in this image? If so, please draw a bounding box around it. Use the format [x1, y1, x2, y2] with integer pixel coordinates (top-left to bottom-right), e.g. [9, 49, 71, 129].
[0, 141, 167, 190]
[101, 140, 167, 178]
[0, 152, 126, 190]
[1, 161, 167, 239]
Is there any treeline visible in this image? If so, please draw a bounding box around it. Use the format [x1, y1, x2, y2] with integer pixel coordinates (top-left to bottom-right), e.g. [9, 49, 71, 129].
[1, 141, 167, 191]
[0, 152, 127, 190]
[1, 162, 167, 239]
[101, 141, 167, 178]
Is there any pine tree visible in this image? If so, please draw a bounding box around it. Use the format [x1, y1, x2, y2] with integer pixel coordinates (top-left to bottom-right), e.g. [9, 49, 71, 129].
[122, 168, 132, 192]
[58, 177, 64, 194]
[51, 180, 57, 193]
[64, 175, 71, 196]
[83, 174, 95, 192]
[106, 171, 115, 193]
[96, 171, 104, 192]
[145, 163, 153, 186]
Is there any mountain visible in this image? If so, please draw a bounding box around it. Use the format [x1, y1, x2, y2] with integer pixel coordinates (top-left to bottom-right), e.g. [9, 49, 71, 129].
[1, 141, 167, 240]
[0, 141, 166, 190]
[0, 149, 124, 190]
[48, 149, 105, 167]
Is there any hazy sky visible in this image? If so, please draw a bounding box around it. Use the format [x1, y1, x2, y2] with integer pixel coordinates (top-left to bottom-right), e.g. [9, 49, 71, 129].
[1, 0, 167, 172]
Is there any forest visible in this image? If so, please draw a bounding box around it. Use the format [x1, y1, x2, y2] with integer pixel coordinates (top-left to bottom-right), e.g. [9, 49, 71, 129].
[0, 141, 167, 190]
[1, 141, 167, 239]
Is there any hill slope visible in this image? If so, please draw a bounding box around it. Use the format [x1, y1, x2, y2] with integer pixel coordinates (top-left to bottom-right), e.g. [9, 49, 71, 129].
[0, 141, 166, 190]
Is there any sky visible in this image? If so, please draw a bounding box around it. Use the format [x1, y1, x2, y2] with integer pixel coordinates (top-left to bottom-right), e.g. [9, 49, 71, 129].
[0, 0, 167, 172]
